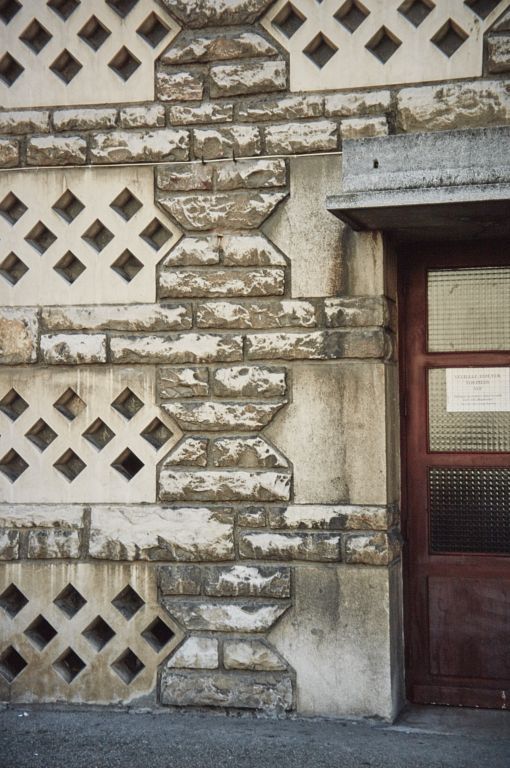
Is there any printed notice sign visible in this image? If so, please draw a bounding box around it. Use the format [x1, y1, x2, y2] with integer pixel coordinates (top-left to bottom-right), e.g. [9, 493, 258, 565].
[446, 368, 510, 412]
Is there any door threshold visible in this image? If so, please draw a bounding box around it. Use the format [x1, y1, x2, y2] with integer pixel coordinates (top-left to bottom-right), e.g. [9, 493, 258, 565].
[391, 703, 510, 738]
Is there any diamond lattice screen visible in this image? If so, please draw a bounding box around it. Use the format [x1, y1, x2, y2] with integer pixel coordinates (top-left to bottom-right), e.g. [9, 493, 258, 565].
[0, 0, 179, 108]
[262, 0, 508, 91]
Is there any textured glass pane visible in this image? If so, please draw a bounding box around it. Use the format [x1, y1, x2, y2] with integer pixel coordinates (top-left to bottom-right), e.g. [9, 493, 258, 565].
[429, 468, 510, 554]
[428, 267, 510, 352]
[428, 368, 510, 452]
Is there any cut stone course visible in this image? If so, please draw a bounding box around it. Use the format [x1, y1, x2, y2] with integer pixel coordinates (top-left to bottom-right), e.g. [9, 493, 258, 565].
[164, 437, 209, 467]
[41, 305, 192, 332]
[159, 268, 285, 298]
[0, 529, 19, 560]
[203, 565, 291, 598]
[0, 110, 50, 134]
[211, 366, 286, 398]
[40, 334, 107, 364]
[324, 297, 389, 328]
[264, 121, 338, 155]
[216, 159, 286, 190]
[156, 163, 214, 192]
[90, 130, 189, 163]
[160, 469, 291, 502]
[161, 30, 278, 63]
[161, 599, 290, 632]
[156, 71, 204, 102]
[237, 507, 266, 528]
[344, 532, 399, 566]
[53, 109, 117, 132]
[209, 61, 286, 98]
[341, 117, 388, 141]
[239, 531, 341, 561]
[237, 95, 323, 122]
[196, 300, 316, 329]
[162, 401, 284, 431]
[0, 505, 84, 529]
[160, 0, 274, 28]
[0, 140, 18, 167]
[220, 234, 286, 266]
[163, 236, 220, 266]
[193, 126, 261, 160]
[158, 367, 210, 398]
[169, 103, 234, 125]
[324, 90, 391, 117]
[246, 329, 388, 360]
[110, 334, 243, 364]
[158, 191, 286, 230]
[27, 529, 81, 559]
[0, 307, 38, 364]
[211, 437, 288, 468]
[119, 106, 166, 129]
[223, 640, 286, 671]
[160, 670, 293, 710]
[267, 505, 390, 531]
[26, 136, 87, 166]
[167, 637, 219, 669]
[158, 564, 203, 595]
[487, 35, 510, 73]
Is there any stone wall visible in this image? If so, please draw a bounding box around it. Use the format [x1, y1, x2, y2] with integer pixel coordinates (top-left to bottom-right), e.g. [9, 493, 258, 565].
[0, 0, 508, 719]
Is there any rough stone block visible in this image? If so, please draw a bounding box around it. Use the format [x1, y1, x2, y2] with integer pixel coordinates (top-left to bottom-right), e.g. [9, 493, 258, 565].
[324, 297, 388, 328]
[159, 469, 290, 502]
[53, 108, 117, 131]
[487, 35, 510, 73]
[163, 437, 208, 467]
[158, 191, 286, 231]
[27, 529, 80, 559]
[239, 531, 341, 561]
[0, 529, 19, 559]
[0, 110, 50, 134]
[193, 126, 260, 160]
[40, 333, 106, 364]
[196, 300, 317, 329]
[161, 599, 290, 631]
[0, 308, 38, 364]
[158, 367, 209, 398]
[160, 670, 293, 710]
[156, 70, 204, 102]
[118, 105, 165, 129]
[324, 90, 391, 117]
[223, 640, 286, 671]
[26, 136, 87, 166]
[110, 333, 243, 364]
[246, 329, 387, 360]
[267, 505, 390, 531]
[211, 437, 287, 468]
[203, 564, 291, 598]
[216, 159, 286, 190]
[162, 401, 284, 431]
[90, 129, 189, 163]
[156, 163, 214, 192]
[161, 0, 274, 27]
[159, 268, 285, 298]
[0, 139, 19, 167]
[211, 366, 286, 398]
[238, 95, 323, 122]
[210, 60, 286, 98]
[169, 103, 234, 125]
[341, 116, 388, 140]
[344, 532, 399, 565]
[161, 30, 278, 63]
[167, 637, 218, 669]
[220, 234, 286, 266]
[163, 236, 220, 266]
[41, 305, 192, 332]
[265, 121, 338, 154]
[158, 564, 203, 595]
[237, 506, 266, 528]
[0, 505, 84, 529]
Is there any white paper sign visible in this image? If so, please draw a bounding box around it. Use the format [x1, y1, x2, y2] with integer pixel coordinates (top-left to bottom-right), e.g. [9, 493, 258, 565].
[446, 368, 510, 412]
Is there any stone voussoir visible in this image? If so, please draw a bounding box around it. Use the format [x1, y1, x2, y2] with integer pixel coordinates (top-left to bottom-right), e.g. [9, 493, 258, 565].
[215, 158, 286, 191]
[223, 639, 287, 671]
[220, 234, 286, 266]
[167, 637, 219, 669]
[160, 0, 275, 28]
[161, 30, 278, 64]
[157, 191, 286, 231]
[159, 267, 285, 298]
[161, 401, 284, 431]
[163, 437, 209, 467]
[210, 60, 287, 98]
[161, 598, 290, 632]
[159, 468, 291, 502]
[163, 236, 220, 266]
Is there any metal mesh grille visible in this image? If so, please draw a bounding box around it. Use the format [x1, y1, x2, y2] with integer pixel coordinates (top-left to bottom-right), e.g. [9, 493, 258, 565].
[429, 467, 510, 554]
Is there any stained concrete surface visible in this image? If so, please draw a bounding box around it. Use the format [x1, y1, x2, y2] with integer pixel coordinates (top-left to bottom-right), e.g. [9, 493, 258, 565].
[0, 705, 509, 768]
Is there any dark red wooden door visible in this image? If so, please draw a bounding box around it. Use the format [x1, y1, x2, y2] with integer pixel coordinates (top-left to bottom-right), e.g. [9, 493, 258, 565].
[400, 242, 510, 708]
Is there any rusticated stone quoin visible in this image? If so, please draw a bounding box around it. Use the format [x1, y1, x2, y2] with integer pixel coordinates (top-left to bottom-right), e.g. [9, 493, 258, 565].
[158, 191, 286, 231]
[209, 61, 286, 98]
[161, 599, 290, 632]
[160, 670, 293, 710]
[159, 469, 291, 502]
[161, 401, 284, 431]
[160, 268, 285, 298]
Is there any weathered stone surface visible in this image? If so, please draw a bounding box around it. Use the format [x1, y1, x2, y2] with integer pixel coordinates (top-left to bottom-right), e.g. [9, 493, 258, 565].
[118, 105, 165, 128]
[0, 139, 19, 167]
[156, 70, 204, 102]
[210, 61, 286, 98]
[169, 102, 234, 125]
[160, 670, 293, 710]
[216, 159, 286, 190]
[164, 437, 208, 467]
[341, 116, 388, 140]
[90, 129, 189, 163]
[40, 333, 106, 364]
[89, 506, 234, 561]
[158, 564, 203, 595]
[224, 640, 286, 671]
[26, 136, 87, 166]
[325, 90, 391, 117]
[161, 0, 275, 28]
[239, 532, 341, 561]
[220, 234, 286, 266]
[53, 108, 117, 131]
[167, 637, 218, 669]
[197, 300, 318, 329]
[246, 329, 388, 360]
[163, 236, 220, 266]
[493, 9, 510, 32]
[267, 505, 390, 531]
[27, 529, 80, 559]
[162, 30, 278, 63]
[238, 95, 323, 122]
[158, 191, 286, 230]
[0, 529, 19, 560]
[203, 564, 290, 598]
[110, 333, 243, 363]
[159, 469, 290, 502]
[237, 506, 266, 528]
[211, 437, 287, 469]
[487, 35, 510, 73]
[161, 599, 289, 631]
[324, 297, 389, 328]
[160, 268, 285, 298]
[0, 110, 50, 134]
[211, 366, 286, 398]
[41, 305, 192, 332]
[265, 121, 338, 154]
[397, 80, 510, 132]
[194, 126, 261, 160]
[0, 308, 38, 364]
[158, 366, 209, 398]
[344, 532, 399, 565]
[162, 401, 284, 431]
[156, 162, 214, 192]
[0, 505, 83, 529]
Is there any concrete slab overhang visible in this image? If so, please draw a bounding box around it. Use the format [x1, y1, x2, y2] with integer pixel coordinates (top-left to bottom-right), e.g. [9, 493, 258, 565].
[327, 126, 510, 242]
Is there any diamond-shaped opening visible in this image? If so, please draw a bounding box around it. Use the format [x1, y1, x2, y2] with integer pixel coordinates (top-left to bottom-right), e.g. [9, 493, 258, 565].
[112, 585, 144, 620]
[0, 192, 27, 225]
[431, 19, 468, 57]
[398, 0, 434, 26]
[111, 250, 143, 283]
[53, 388, 86, 421]
[111, 449, 144, 481]
[109, 47, 140, 81]
[82, 219, 114, 252]
[0, 388, 28, 421]
[54, 251, 86, 284]
[110, 188, 142, 221]
[82, 616, 115, 651]
[106, 0, 139, 19]
[47, 0, 80, 21]
[140, 218, 171, 250]
[78, 15, 111, 51]
[25, 221, 56, 254]
[111, 388, 143, 420]
[137, 12, 169, 47]
[54, 583, 86, 618]
[82, 418, 115, 451]
[0, 52, 24, 86]
[141, 617, 174, 652]
[0, 253, 28, 286]
[272, 2, 306, 38]
[0, 646, 27, 682]
[366, 26, 402, 63]
[112, 648, 144, 684]
[465, 0, 500, 19]
[24, 615, 57, 650]
[140, 418, 172, 450]
[52, 190, 84, 223]
[53, 648, 85, 683]
[25, 419, 57, 451]
[0, 583, 28, 617]
[334, 0, 370, 32]
[50, 49, 82, 84]
[53, 448, 86, 482]
[20, 18, 52, 53]
[0, 0, 22, 24]
[0, 449, 28, 482]
[303, 32, 338, 68]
